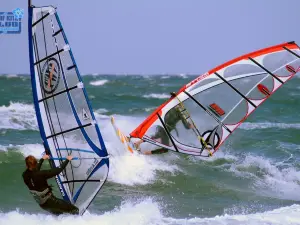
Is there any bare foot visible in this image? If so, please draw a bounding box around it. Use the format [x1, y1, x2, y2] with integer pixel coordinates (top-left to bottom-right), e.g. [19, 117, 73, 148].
[143, 151, 152, 155]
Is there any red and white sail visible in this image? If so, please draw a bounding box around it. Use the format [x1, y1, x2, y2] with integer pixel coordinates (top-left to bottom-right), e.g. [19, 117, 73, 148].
[130, 42, 300, 156]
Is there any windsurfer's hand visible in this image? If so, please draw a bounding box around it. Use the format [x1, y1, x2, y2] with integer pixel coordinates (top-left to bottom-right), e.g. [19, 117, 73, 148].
[42, 154, 50, 160]
[66, 155, 73, 161]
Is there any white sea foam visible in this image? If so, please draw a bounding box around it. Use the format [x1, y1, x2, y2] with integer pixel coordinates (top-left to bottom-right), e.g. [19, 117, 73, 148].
[240, 122, 300, 130]
[0, 102, 37, 130]
[144, 107, 155, 112]
[89, 80, 109, 86]
[228, 154, 300, 201]
[99, 114, 180, 185]
[0, 103, 111, 131]
[167, 204, 300, 225]
[142, 93, 170, 99]
[5, 74, 19, 78]
[95, 108, 109, 114]
[0, 199, 300, 225]
[177, 73, 188, 78]
[11, 114, 180, 186]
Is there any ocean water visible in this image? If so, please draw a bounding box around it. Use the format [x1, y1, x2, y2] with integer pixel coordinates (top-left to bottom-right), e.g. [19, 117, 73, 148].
[0, 73, 300, 225]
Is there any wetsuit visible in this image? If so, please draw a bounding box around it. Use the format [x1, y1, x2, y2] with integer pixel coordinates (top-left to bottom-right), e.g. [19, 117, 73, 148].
[22, 158, 79, 215]
[150, 107, 191, 154]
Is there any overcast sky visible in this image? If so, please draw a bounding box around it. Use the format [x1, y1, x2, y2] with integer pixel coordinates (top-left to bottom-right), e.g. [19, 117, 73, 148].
[1, 0, 300, 75]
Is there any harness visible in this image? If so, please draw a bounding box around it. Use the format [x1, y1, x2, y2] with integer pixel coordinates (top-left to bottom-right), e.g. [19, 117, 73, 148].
[29, 188, 52, 205]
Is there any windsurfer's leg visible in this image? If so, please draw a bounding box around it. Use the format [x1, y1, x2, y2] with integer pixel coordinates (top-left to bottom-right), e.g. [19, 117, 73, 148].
[143, 150, 152, 155]
[140, 126, 170, 155]
[133, 128, 163, 150]
[40, 195, 79, 215]
[151, 148, 168, 154]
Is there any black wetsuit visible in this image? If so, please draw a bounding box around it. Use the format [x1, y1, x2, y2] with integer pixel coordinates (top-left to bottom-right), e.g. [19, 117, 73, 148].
[151, 107, 191, 154]
[22, 158, 79, 215]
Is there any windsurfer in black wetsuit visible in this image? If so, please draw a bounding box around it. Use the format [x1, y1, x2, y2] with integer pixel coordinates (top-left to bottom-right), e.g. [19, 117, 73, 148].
[22, 153, 79, 215]
[135, 92, 193, 155]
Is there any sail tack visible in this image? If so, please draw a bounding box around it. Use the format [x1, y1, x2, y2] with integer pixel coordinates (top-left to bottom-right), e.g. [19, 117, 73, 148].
[28, 4, 109, 215]
[130, 42, 300, 157]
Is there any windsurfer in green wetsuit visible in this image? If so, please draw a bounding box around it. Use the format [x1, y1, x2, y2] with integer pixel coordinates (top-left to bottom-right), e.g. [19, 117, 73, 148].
[135, 94, 193, 155]
[22, 153, 79, 215]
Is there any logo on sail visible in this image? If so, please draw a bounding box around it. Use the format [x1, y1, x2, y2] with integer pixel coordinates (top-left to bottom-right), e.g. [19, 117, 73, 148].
[86, 158, 99, 176]
[201, 126, 220, 149]
[41, 58, 61, 94]
[82, 108, 90, 120]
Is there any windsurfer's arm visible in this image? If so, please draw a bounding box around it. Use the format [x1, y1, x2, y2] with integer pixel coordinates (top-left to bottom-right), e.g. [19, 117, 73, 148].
[37, 154, 51, 171]
[36, 158, 44, 171]
[38, 156, 72, 179]
[176, 110, 192, 129]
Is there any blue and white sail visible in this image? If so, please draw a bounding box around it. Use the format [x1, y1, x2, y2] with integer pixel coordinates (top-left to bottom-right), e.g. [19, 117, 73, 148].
[28, 1, 109, 215]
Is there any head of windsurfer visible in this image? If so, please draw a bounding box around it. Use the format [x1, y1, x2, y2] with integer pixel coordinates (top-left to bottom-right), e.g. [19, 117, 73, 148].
[25, 155, 38, 171]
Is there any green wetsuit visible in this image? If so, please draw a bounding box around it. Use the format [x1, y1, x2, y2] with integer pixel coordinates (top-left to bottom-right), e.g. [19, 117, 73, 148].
[22, 158, 79, 215]
[151, 107, 191, 154]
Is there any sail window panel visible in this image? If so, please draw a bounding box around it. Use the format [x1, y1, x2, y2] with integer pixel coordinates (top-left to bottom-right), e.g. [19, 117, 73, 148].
[291, 49, 300, 58]
[33, 21, 48, 64]
[42, 93, 79, 136]
[223, 63, 264, 79]
[83, 126, 103, 152]
[74, 181, 101, 207]
[53, 130, 92, 195]
[193, 82, 247, 125]
[273, 57, 300, 77]
[75, 164, 108, 207]
[39, 11, 59, 57]
[221, 61, 269, 95]
[164, 99, 215, 149]
[262, 50, 299, 76]
[164, 85, 238, 148]
[47, 130, 103, 198]
[143, 122, 172, 149]
[49, 24, 80, 88]
[32, 7, 43, 23]
[50, 130, 107, 208]
[228, 74, 272, 100]
[59, 49, 80, 88]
